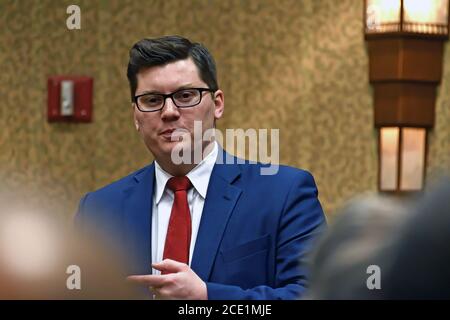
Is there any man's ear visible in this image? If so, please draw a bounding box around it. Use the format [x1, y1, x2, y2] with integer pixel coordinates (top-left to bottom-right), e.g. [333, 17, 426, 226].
[133, 104, 140, 131]
[213, 89, 224, 120]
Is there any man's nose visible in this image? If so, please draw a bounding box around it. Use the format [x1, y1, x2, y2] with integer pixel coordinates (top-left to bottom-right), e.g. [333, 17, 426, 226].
[160, 97, 180, 120]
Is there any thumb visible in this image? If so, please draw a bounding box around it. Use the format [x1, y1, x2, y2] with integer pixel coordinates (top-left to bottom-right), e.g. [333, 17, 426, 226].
[152, 259, 187, 273]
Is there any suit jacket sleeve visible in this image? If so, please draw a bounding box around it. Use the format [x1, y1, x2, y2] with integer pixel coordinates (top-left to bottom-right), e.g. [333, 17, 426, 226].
[206, 171, 327, 300]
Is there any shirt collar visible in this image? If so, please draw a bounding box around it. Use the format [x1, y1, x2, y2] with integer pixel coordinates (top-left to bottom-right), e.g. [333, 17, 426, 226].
[154, 141, 218, 204]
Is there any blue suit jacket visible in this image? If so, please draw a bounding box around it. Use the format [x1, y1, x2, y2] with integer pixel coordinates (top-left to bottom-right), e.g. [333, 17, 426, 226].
[76, 150, 326, 300]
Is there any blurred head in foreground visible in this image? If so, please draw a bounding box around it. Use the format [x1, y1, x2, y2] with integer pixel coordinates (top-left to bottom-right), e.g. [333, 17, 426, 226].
[306, 178, 450, 299]
[0, 205, 144, 299]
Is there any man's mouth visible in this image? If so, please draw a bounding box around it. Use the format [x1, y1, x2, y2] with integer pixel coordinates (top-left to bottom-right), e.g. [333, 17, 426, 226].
[159, 128, 187, 141]
[160, 128, 176, 135]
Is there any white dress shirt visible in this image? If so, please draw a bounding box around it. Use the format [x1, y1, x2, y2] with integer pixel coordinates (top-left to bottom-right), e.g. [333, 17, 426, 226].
[151, 141, 218, 275]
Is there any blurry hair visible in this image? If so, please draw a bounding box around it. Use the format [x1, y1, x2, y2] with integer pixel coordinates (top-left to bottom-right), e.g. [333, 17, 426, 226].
[305, 195, 408, 299]
[306, 177, 450, 299]
[381, 178, 450, 299]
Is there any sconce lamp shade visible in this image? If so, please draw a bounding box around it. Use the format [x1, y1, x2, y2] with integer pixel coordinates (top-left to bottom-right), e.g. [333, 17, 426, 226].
[379, 127, 427, 192]
[365, 0, 450, 38]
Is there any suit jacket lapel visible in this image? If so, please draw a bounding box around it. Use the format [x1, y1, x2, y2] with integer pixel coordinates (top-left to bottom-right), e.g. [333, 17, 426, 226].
[123, 164, 154, 275]
[191, 152, 242, 281]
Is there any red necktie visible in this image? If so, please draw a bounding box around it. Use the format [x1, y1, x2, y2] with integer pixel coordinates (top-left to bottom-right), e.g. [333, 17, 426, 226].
[162, 176, 192, 272]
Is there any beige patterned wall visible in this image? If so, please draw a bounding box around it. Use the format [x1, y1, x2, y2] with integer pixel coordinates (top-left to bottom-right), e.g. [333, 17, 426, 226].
[0, 0, 448, 221]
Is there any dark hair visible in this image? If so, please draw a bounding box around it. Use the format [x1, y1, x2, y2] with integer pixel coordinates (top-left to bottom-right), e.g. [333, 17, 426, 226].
[126, 35, 219, 101]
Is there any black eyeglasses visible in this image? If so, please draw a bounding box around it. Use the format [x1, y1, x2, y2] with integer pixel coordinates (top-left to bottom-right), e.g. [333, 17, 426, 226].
[134, 88, 215, 112]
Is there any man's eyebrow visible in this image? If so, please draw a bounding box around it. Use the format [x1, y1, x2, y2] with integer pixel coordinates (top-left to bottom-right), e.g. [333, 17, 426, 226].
[137, 84, 197, 95]
[177, 83, 195, 90]
[137, 90, 161, 95]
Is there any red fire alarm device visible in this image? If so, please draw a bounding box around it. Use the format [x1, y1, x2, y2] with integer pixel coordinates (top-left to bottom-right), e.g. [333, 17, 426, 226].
[47, 76, 93, 122]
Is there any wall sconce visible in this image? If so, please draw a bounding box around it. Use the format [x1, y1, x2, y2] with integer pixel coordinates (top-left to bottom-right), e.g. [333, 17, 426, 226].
[364, 0, 449, 193]
[365, 0, 449, 36]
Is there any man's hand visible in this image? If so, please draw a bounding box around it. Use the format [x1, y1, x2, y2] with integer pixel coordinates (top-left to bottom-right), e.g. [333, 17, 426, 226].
[127, 259, 207, 300]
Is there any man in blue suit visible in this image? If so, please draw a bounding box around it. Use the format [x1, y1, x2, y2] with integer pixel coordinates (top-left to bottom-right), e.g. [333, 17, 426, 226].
[76, 35, 326, 300]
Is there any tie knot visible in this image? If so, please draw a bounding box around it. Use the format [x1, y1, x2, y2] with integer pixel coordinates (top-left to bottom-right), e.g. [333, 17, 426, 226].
[167, 176, 192, 192]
